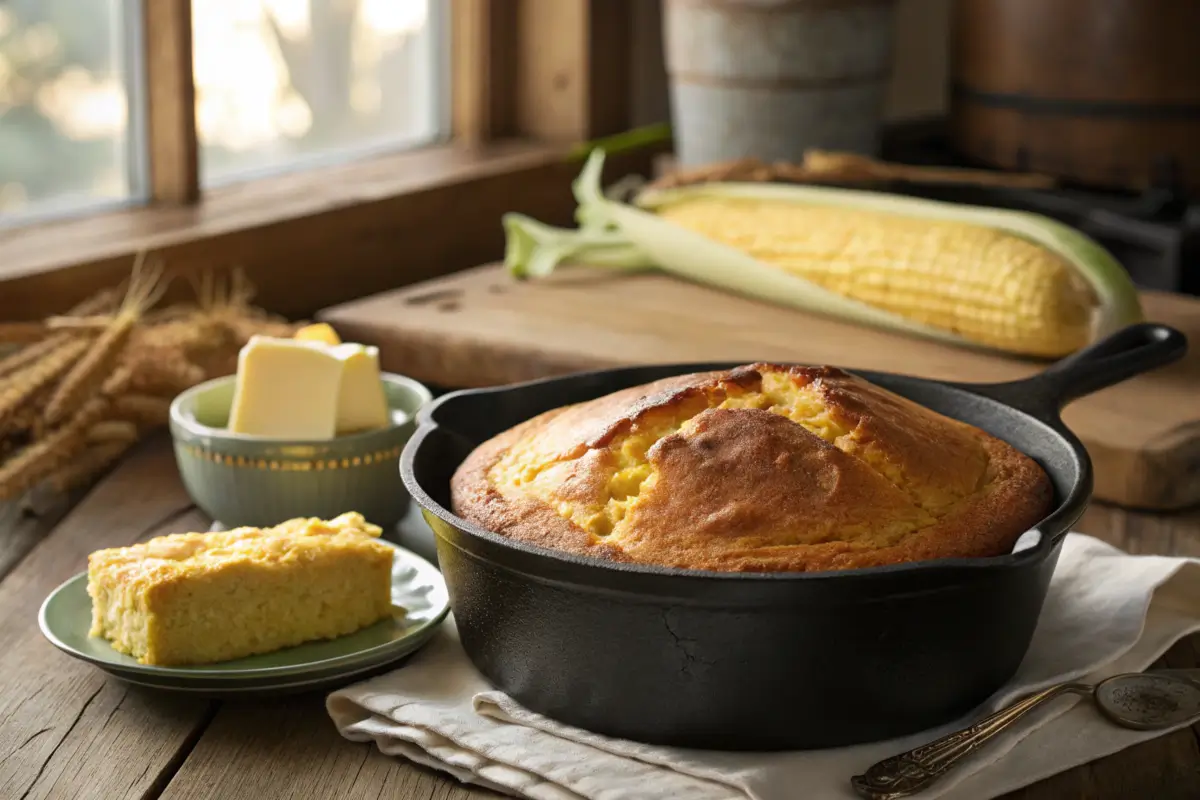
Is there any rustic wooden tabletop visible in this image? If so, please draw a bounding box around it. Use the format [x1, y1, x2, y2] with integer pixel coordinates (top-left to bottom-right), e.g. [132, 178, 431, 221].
[2, 436, 1198, 800]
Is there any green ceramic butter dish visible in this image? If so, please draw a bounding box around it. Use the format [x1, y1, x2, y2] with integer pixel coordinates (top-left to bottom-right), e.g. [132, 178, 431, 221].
[169, 373, 432, 528]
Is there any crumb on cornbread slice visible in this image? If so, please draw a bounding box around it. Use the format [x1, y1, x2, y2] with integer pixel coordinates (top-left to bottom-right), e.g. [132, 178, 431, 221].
[87, 511, 395, 666]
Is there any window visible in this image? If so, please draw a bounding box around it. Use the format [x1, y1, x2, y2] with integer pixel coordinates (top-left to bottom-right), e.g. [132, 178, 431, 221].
[0, 0, 665, 323]
[0, 0, 142, 222]
[193, 0, 446, 183]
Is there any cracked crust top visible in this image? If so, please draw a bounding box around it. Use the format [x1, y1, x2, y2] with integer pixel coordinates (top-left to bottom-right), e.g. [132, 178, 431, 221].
[449, 364, 1053, 573]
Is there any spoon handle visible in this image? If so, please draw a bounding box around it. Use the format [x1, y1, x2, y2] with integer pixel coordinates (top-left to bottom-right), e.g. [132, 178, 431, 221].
[850, 682, 1092, 799]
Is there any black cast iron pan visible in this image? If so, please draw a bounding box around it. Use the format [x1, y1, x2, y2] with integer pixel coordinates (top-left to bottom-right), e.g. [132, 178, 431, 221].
[400, 323, 1187, 751]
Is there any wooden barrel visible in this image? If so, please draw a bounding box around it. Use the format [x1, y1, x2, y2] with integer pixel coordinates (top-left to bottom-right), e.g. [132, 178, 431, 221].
[663, 0, 897, 167]
[950, 0, 1200, 193]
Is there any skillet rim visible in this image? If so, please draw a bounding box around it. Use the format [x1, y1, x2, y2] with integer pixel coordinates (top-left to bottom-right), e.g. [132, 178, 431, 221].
[399, 361, 1093, 582]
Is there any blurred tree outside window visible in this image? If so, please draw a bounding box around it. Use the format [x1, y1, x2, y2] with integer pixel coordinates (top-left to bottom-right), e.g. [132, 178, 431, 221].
[0, 0, 443, 225]
[0, 0, 138, 224]
[195, 0, 442, 183]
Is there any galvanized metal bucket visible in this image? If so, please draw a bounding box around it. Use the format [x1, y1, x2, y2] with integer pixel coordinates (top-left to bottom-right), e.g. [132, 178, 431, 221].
[663, 0, 896, 167]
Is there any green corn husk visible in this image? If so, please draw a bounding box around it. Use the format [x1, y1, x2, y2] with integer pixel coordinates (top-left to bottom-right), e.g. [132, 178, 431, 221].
[503, 150, 1144, 355]
[502, 213, 652, 280]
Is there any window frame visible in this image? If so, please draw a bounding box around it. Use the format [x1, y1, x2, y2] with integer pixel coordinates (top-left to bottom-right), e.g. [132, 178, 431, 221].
[0, 0, 667, 321]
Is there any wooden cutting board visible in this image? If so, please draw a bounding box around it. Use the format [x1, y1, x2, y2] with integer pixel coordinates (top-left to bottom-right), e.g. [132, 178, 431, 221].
[320, 263, 1200, 511]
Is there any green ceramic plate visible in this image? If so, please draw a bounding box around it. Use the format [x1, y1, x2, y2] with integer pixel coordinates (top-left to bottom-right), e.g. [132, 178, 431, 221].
[93, 642, 432, 696]
[38, 540, 449, 690]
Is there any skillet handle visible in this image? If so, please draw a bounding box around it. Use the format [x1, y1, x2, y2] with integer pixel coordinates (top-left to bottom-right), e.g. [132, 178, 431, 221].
[959, 323, 1188, 422]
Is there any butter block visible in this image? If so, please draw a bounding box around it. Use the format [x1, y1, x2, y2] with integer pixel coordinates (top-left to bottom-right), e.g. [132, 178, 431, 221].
[227, 336, 344, 439]
[332, 343, 390, 434]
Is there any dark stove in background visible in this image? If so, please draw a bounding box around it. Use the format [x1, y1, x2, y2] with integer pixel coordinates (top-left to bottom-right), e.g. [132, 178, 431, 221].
[877, 120, 1200, 297]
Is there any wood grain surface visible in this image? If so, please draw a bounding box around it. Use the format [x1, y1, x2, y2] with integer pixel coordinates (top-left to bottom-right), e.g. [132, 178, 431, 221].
[0, 436, 1196, 799]
[142, 0, 200, 205]
[319, 264, 1200, 511]
[951, 0, 1200, 192]
[0, 440, 210, 800]
[0, 143, 666, 324]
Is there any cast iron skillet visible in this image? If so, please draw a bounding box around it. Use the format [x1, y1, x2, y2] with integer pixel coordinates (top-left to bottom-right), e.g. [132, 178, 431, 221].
[400, 323, 1187, 751]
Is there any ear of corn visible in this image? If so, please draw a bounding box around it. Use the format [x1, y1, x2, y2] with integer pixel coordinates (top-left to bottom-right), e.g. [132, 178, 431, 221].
[652, 195, 1098, 356]
[504, 150, 1144, 358]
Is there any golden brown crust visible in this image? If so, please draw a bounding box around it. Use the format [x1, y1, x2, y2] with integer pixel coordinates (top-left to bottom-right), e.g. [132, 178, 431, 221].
[450, 365, 1053, 573]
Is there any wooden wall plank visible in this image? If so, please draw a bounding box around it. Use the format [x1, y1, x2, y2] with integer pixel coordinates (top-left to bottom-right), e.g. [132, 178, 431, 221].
[142, 0, 200, 204]
[452, 0, 519, 143]
[586, 0, 634, 137]
[0, 144, 664, 322]
[516, 0, 633, 141]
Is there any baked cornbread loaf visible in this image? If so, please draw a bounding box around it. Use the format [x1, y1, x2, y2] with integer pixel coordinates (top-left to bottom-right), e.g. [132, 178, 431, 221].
[87, 512, 394, 665]
[450, 365, 1053, 573]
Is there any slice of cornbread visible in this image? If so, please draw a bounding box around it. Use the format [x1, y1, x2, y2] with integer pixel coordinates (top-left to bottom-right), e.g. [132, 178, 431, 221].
[87, 512, 395, 666]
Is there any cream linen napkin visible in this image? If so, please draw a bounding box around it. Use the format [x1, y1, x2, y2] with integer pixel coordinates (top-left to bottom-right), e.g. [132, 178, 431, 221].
[327, 534, 1200, 800]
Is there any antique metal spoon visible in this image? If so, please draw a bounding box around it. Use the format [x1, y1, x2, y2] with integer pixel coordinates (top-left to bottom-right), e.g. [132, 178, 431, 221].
[851, 670, 1200, 800]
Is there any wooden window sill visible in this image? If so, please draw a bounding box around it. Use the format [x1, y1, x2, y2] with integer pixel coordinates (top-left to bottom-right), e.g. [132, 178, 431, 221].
[0, 139, 663, 321]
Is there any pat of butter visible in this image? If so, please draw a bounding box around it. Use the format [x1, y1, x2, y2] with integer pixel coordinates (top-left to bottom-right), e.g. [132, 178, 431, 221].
[228, 337, 344, 439]
[331, 343, 390, 435]
[293, 323, 341, 346]
[226, 337, 391, 439]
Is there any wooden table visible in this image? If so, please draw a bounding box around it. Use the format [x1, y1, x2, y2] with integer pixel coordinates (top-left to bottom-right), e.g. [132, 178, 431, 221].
[2, 436, 1198, 800]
